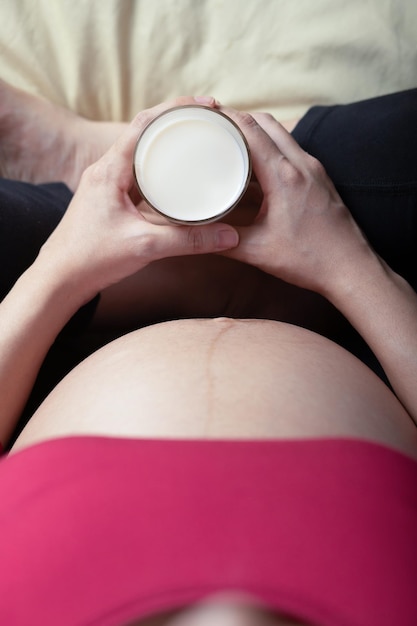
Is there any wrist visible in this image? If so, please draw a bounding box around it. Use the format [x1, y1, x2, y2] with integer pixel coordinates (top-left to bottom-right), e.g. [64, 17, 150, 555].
[33, 246, 99, 314]
[320, 245, 386, 310]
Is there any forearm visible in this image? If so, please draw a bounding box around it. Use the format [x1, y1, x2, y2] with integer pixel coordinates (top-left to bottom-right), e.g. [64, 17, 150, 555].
[326, 250, 417, 425]
[0, 254, 88, 446]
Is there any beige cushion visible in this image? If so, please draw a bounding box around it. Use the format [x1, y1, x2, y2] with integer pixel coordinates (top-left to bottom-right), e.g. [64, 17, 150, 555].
[1, 0, 416, 122]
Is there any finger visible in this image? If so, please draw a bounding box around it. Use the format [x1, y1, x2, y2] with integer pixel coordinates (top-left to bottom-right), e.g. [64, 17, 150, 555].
[222, 106, 308, 172]
[250, 111, 309, 166]
[149, 222, 239, 260]
[218, 107, 286, 194]
[96, 96, 220, 191]
[219, 222, 264, 266]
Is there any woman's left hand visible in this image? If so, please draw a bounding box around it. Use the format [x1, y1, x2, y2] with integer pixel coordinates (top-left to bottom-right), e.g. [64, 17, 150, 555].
[40, 96, 239, 304]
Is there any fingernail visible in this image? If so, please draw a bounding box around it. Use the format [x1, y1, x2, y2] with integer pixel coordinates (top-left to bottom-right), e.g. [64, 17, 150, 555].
[216, 228, 239, 250]
[194, 96, 219, 105]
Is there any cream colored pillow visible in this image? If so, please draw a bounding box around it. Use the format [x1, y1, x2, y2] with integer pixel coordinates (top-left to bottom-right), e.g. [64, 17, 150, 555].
[1, 0, 416, 122]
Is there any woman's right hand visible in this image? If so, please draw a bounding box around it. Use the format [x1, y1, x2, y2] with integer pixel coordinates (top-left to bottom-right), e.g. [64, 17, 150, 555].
[221, 108, 375, 297]
[39, 96, 239, 306]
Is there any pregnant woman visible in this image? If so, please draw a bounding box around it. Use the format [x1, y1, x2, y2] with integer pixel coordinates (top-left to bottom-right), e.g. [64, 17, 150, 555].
[0, 92, 416, 626]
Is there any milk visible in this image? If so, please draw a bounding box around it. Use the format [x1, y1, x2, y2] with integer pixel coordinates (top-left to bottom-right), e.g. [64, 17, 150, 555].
[133, 106, 251, 223]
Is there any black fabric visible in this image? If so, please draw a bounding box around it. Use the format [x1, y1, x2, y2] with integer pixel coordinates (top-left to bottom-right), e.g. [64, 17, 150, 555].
[0, 180, 70, 296]
[0, 179, 99, 331]
[0, 180, 100, 440]
[292, 89, 417, 291]
[292, 89, 417, 380]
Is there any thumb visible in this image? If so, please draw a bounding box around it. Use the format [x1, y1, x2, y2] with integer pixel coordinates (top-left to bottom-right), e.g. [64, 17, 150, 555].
[153, 223, 240, 259]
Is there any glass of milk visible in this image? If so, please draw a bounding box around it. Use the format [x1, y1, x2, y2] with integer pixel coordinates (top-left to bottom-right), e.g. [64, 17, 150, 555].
[133, 106, 251, 224]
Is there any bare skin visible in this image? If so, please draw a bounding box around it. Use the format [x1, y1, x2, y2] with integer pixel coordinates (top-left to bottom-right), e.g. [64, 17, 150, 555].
[0, 79, 126, 191]
[1, 97, 416, 626]
[0, 79, 298, 193]
[128, 593, 304, 626]
[0, 80, 314, 345]
[2, 96, 416, 458]
[11, 317, 417, 460]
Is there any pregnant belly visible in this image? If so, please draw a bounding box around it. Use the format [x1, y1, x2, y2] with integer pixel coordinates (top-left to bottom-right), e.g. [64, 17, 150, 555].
[12, 318, 417, 459]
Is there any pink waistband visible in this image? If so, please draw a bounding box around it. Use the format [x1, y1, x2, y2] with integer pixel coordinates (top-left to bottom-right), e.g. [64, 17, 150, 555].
[1, 436, 416, 626]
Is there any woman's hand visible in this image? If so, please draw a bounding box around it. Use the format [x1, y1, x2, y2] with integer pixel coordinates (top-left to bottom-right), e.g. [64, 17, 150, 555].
[220, 108, 373, 296]
[40, 96, 239, 304]
[220, 108, 417, 428]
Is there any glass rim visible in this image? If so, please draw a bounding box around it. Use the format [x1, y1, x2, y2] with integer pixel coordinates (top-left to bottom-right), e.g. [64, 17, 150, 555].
[132, 105, 252, 225]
